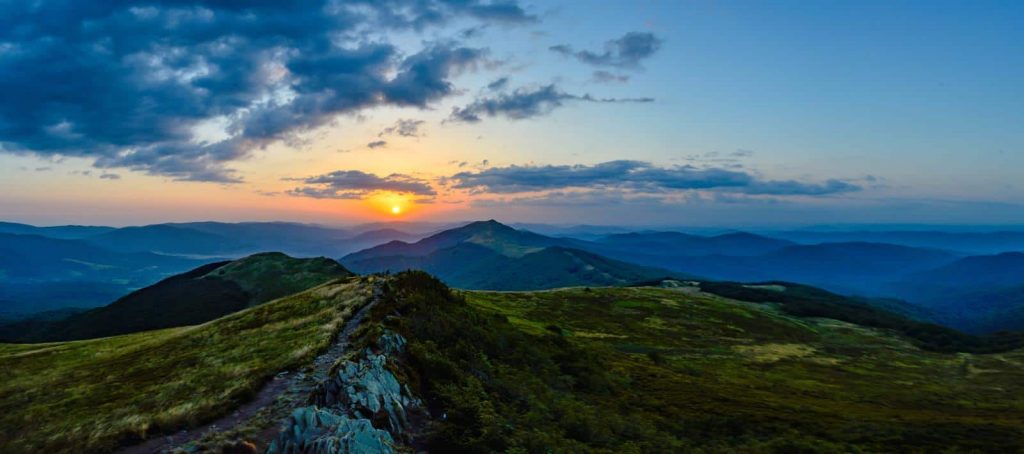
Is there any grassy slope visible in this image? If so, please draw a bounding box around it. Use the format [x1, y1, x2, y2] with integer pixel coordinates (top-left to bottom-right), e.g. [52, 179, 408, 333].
[468, 287, 1024, 451]
[2, 252, 352, 342]
[0, 277, 370, 453]
[372, 272, 1024, 452]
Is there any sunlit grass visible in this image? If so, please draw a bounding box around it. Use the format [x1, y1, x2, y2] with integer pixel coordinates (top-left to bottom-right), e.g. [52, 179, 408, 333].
[0, 277, 370, 453]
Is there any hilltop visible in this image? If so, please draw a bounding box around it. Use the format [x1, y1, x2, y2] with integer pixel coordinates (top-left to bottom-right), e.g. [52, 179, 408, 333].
[0, 253, 351, 342]
[342, 220, 679, 289]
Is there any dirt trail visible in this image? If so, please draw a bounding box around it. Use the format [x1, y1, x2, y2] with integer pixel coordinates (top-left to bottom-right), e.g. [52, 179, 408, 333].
[121, 280, 382, 454]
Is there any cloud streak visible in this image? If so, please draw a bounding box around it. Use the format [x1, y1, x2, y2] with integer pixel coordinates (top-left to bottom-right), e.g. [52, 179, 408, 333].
[551, 32, 662, 69]
[288, 170, 436, 200]
[447, 160, 860, 196]
[449, 85, 653, 122]
[378, 119, 426, 138]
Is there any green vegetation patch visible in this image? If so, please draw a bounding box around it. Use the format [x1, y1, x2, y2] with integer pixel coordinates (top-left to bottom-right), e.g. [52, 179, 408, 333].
[0, 277, 369, 453]
[203, 252, 352, 304]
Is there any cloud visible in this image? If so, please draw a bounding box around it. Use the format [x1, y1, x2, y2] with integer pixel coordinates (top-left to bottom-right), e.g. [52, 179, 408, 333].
[460, 25, 488, 39]
[741, 179, 861, 196]
[359, 0, 536, 29]
[486, 77, 510, 91]
[378, 119, 425, 138]
[99, 173, 121, 180]
[0, 0, 530, 182]
[367, 140, 388, 149]
[288, 170, 436, 200]
[550, 32, 662, 69]
[447, 160, 861, 196]
[449, 84, 653, 122]
[592, 71, 630, 84]
[472, 190, 668, 207]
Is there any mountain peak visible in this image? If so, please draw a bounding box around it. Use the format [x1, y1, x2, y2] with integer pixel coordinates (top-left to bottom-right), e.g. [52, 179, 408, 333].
[465, 219, 512, 229]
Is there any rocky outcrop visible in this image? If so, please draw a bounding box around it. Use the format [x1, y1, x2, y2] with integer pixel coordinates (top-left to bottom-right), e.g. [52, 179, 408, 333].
[267, 407, 394, 454]
[267, 330, 423, 453]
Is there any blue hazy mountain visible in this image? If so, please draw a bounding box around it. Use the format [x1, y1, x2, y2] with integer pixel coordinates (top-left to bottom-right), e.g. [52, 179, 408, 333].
[579, 231, 795, 258]
[767, 230, 1024, 255]
[1, 220, 421, 258]
[568, 235, 959, 297]
[887, 253, 1024, 333]
[0, 233, 210, 316]
[84, 224, 250, 255]
[0, 222, 115, 239]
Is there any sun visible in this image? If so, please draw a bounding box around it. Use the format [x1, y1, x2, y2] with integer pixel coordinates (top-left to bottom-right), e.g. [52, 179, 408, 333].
[391, 205, 402, 215]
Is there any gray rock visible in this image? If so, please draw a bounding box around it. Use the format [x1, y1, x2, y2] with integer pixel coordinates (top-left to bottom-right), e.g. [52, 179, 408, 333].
[268, 407, 395, 454]
[314, 332, 421, 435]
[268, 331, 423, 454]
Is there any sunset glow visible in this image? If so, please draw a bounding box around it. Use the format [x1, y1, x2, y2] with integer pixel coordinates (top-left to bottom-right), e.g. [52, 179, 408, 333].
[0, 1, 1021, 228]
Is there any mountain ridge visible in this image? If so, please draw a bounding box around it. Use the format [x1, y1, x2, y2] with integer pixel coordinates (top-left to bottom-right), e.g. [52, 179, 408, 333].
[0, 252, 351, 342]
[341, 220, 679, 289]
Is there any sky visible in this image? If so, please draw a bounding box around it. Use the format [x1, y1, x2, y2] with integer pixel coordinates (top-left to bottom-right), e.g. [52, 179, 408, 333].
[1, 0, 1022, 227]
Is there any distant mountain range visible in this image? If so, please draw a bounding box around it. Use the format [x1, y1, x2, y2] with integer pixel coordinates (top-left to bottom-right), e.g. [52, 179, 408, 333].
[884, 252, 1024, 333]
[0, 221, 416, 316]
[641, 241, 957, 296]
[0, 221, 423, 259]
[767, 230, 1024, 255]
[0, 232, 208, 315]
[580, 231, 796, 257]
[5, 218, 1024, 334]
[0, 222, 115, 239]
[340, 221, 1024, 332]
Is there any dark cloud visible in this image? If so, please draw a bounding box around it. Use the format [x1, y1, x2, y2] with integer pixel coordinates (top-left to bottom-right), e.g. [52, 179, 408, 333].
[289, 170, 436, 199]
[447, 160, 860, 196]
[354, 0, 536, 29]
[367, 140, 388, 149]
[592, 71, 629, 84]
[0, 0, 529, 182]
[550, 32, 662, 69]
[378, 119, 426, 138]
[471, 190, 669, 208]
[741, 179, 861, 196]
[460, 25, 488, 39]
[449, 84, 654, 122]
[486, 77, 510, 91]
